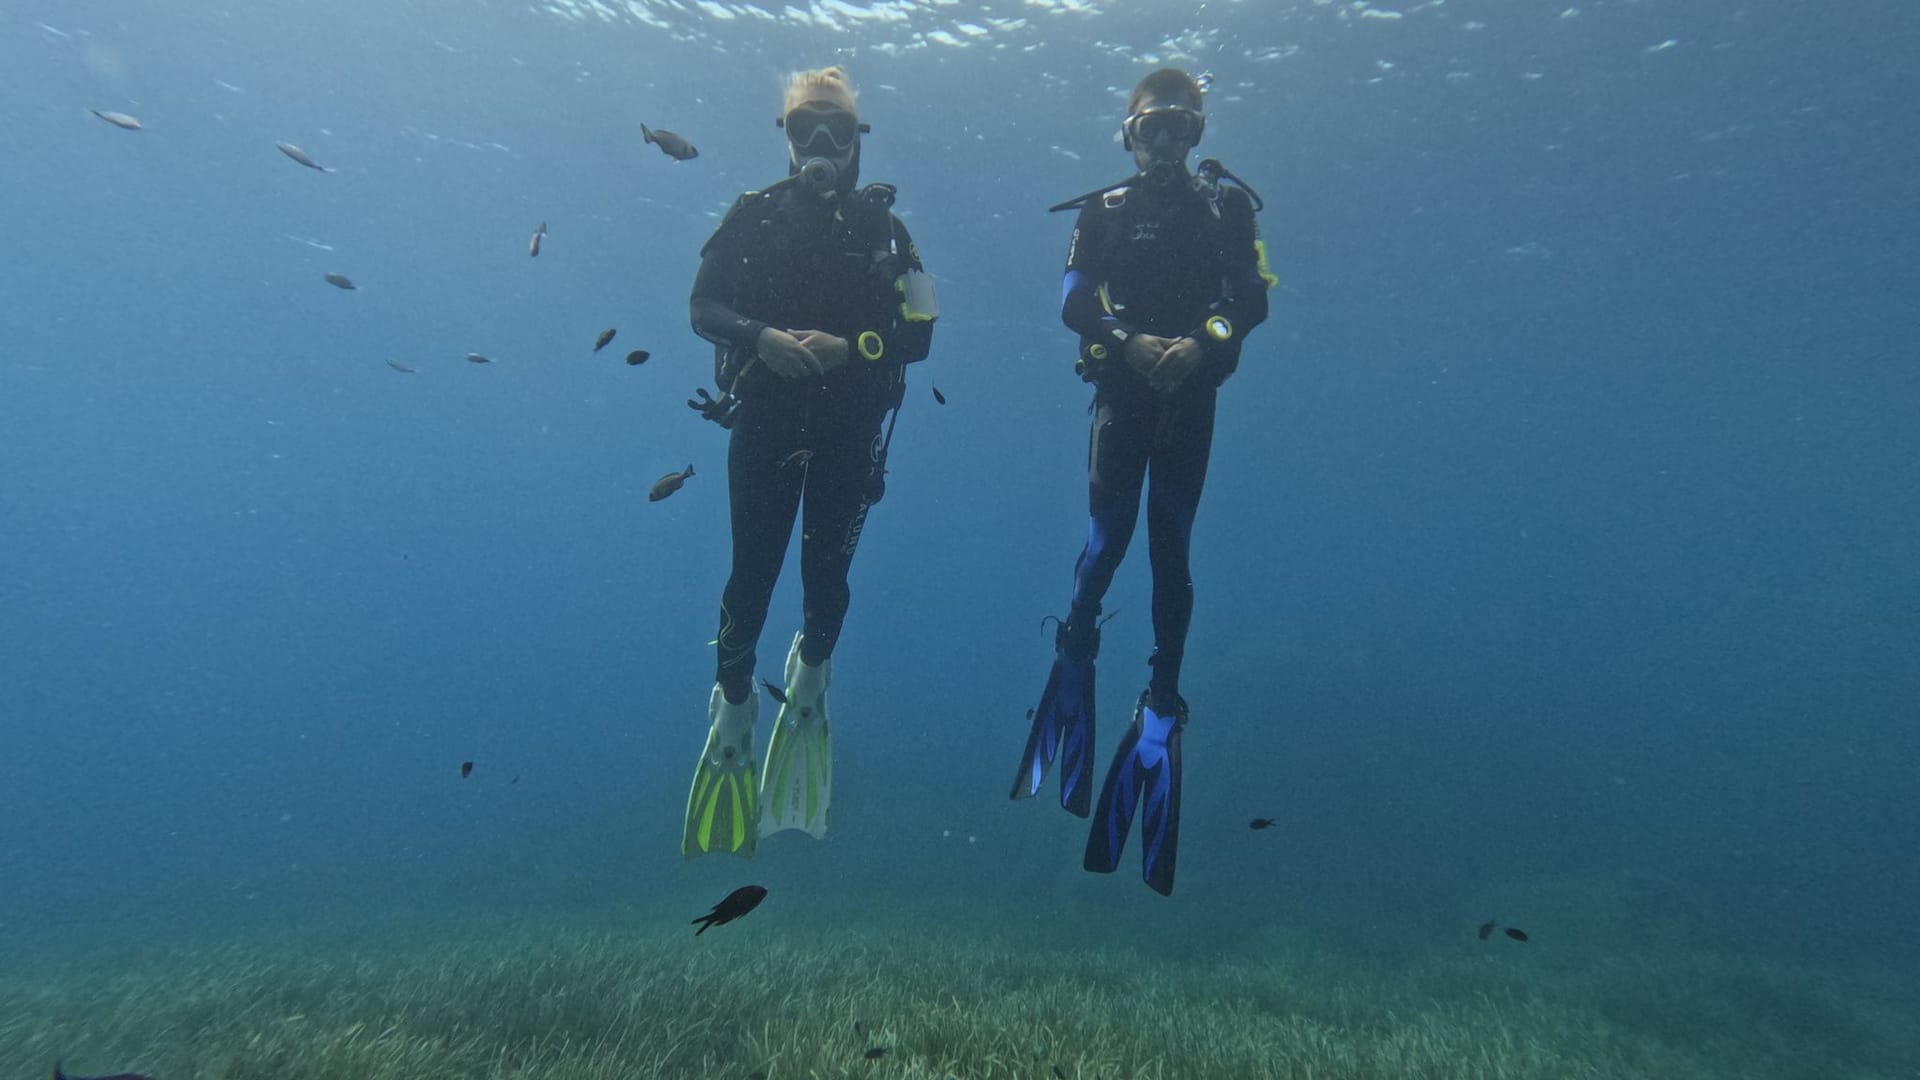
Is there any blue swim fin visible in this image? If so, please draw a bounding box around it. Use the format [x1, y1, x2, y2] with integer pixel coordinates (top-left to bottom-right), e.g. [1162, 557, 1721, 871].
[1084, 691, 1184, 896]
[1009, 634, 1096, 817]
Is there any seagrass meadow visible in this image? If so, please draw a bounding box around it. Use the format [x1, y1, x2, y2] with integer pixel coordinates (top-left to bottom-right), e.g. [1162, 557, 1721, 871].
[5, 905, 1914, 1080]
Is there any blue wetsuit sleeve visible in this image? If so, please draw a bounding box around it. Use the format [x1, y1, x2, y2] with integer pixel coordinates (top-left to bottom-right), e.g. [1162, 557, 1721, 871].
[1061, 201, 1132, 346]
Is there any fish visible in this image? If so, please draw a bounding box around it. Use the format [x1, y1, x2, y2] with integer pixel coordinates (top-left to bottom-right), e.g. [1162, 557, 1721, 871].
[691, 884, 766, 934]
[275, 141, 331, 172]
[385, 359, 417, 374]
[932, 386, 947, 405]
[90, 110, 142, 131]
[1249, 818, 1278, 830]
[649, 464, 694, 502]
[624, 350, 651, 367]
[1478, 920, 1496, 941]
[862, 1047, 888, 1060]
[593, 328, 617, 352]
[460, 761, 473, 778]
[1026, 707, 1035, 722]
[465, 352, 492, 364]
[641, 123, 699, 161]
[1504, 927, 1529, 943]
[510, 774, 520, 785]
[323, 272, 357, 290]
[528, 221, 547, 257]
[760, 679, 788, 705]
[54, 1062, 154, 1080]
[1053, 1067, 1068, 1080]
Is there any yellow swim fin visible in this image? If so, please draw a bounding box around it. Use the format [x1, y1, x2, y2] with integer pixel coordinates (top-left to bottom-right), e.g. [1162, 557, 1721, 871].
[682, 684, 760, 858]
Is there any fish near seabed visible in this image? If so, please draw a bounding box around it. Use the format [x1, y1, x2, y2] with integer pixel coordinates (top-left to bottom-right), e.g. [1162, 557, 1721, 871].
[691, 884, 766, 934]
[640, 123, 698, 161]
[275, 141, 331, 172]
[90, 109, 142, 131]
[649, 464, 694, 502]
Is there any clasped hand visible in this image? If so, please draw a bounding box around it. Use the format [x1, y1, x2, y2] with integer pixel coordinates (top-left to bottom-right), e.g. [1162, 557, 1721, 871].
[1123, 333, 1204, 394]
[757, 327, 850, 378]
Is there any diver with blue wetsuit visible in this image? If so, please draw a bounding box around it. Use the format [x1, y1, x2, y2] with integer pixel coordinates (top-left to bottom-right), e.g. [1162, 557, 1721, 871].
[1010, 68, 1275, 896]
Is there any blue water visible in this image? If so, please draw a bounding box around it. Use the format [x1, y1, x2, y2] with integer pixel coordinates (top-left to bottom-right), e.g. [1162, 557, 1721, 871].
[3, 0, 1915, 1001]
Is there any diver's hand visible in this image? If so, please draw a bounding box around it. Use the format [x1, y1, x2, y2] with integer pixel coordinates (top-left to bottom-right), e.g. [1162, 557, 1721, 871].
[1149, 336, 1204, 393]
[794, 330, 851, 373]
[1123, 334, 1172, 380]
[757, 327, 825, 379]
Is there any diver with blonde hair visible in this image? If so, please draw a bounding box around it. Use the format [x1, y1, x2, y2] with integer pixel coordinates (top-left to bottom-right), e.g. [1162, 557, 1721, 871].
[682, 67, 938, 858]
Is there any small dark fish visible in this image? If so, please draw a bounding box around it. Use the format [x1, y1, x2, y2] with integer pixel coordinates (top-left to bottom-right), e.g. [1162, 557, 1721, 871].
[649, 463, 694, 502]
[932, 386, 947, 405]
[1249, 818, 1278, 830]
[465, 352, 492, 364]
[460, 761, 473, 778]
[323, 272, 357, 290]
[528, 221, 547, 258]
[1505, 927, 1529, 943]
[275, 141, 331, 172]
[1053, 1067, 1068, 1080]
[624, 349, 651, 367]
[510, 774, 520, 785]
[1027, 707, 1035, 722]
[90, 109, 142, 131]
[760, 679, 788, 705]
[691, 884, 766, 934]
[594, 328, 617, 352]
[56, 1062, 154, 1080]
[1478, 920, 1496, 941]
[863, 1047, 888, 1060]
[641, 123, 699, 161]
[778, 449, 813, 469]
[385, 359, 416, 374]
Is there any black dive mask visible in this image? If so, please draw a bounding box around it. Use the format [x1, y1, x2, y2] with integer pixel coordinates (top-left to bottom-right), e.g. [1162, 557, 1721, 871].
[780, 104, 866, 191]
[1123, 105, 1204, 154]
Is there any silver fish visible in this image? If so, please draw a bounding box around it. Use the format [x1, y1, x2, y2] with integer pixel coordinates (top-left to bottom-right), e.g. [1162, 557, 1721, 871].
[276, 141, 331, 172]
[465, 352, 492, 364]
[323, 272, 357, 290]
[385, 359, 417, 374]
[91, 109, 142, 131]
[528, 221, 547, 257]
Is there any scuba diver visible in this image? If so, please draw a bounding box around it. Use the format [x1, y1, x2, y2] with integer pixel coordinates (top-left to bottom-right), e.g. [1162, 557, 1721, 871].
[1009, 68, 1275, 895]
[681, 66, 938, 858]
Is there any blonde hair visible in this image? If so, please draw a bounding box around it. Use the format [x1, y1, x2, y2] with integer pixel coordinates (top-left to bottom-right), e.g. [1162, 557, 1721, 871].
[782, 66, 858, 118]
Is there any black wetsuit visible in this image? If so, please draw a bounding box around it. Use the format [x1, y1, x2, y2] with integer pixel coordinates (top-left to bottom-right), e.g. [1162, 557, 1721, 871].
[1056, 172, 1270, 706]
[690, 181, 933, 702]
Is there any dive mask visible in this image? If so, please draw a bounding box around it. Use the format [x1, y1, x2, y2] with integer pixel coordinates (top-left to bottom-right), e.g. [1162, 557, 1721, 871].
[1122, 105, 1205, 152]
[779, 104, 867, 156]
